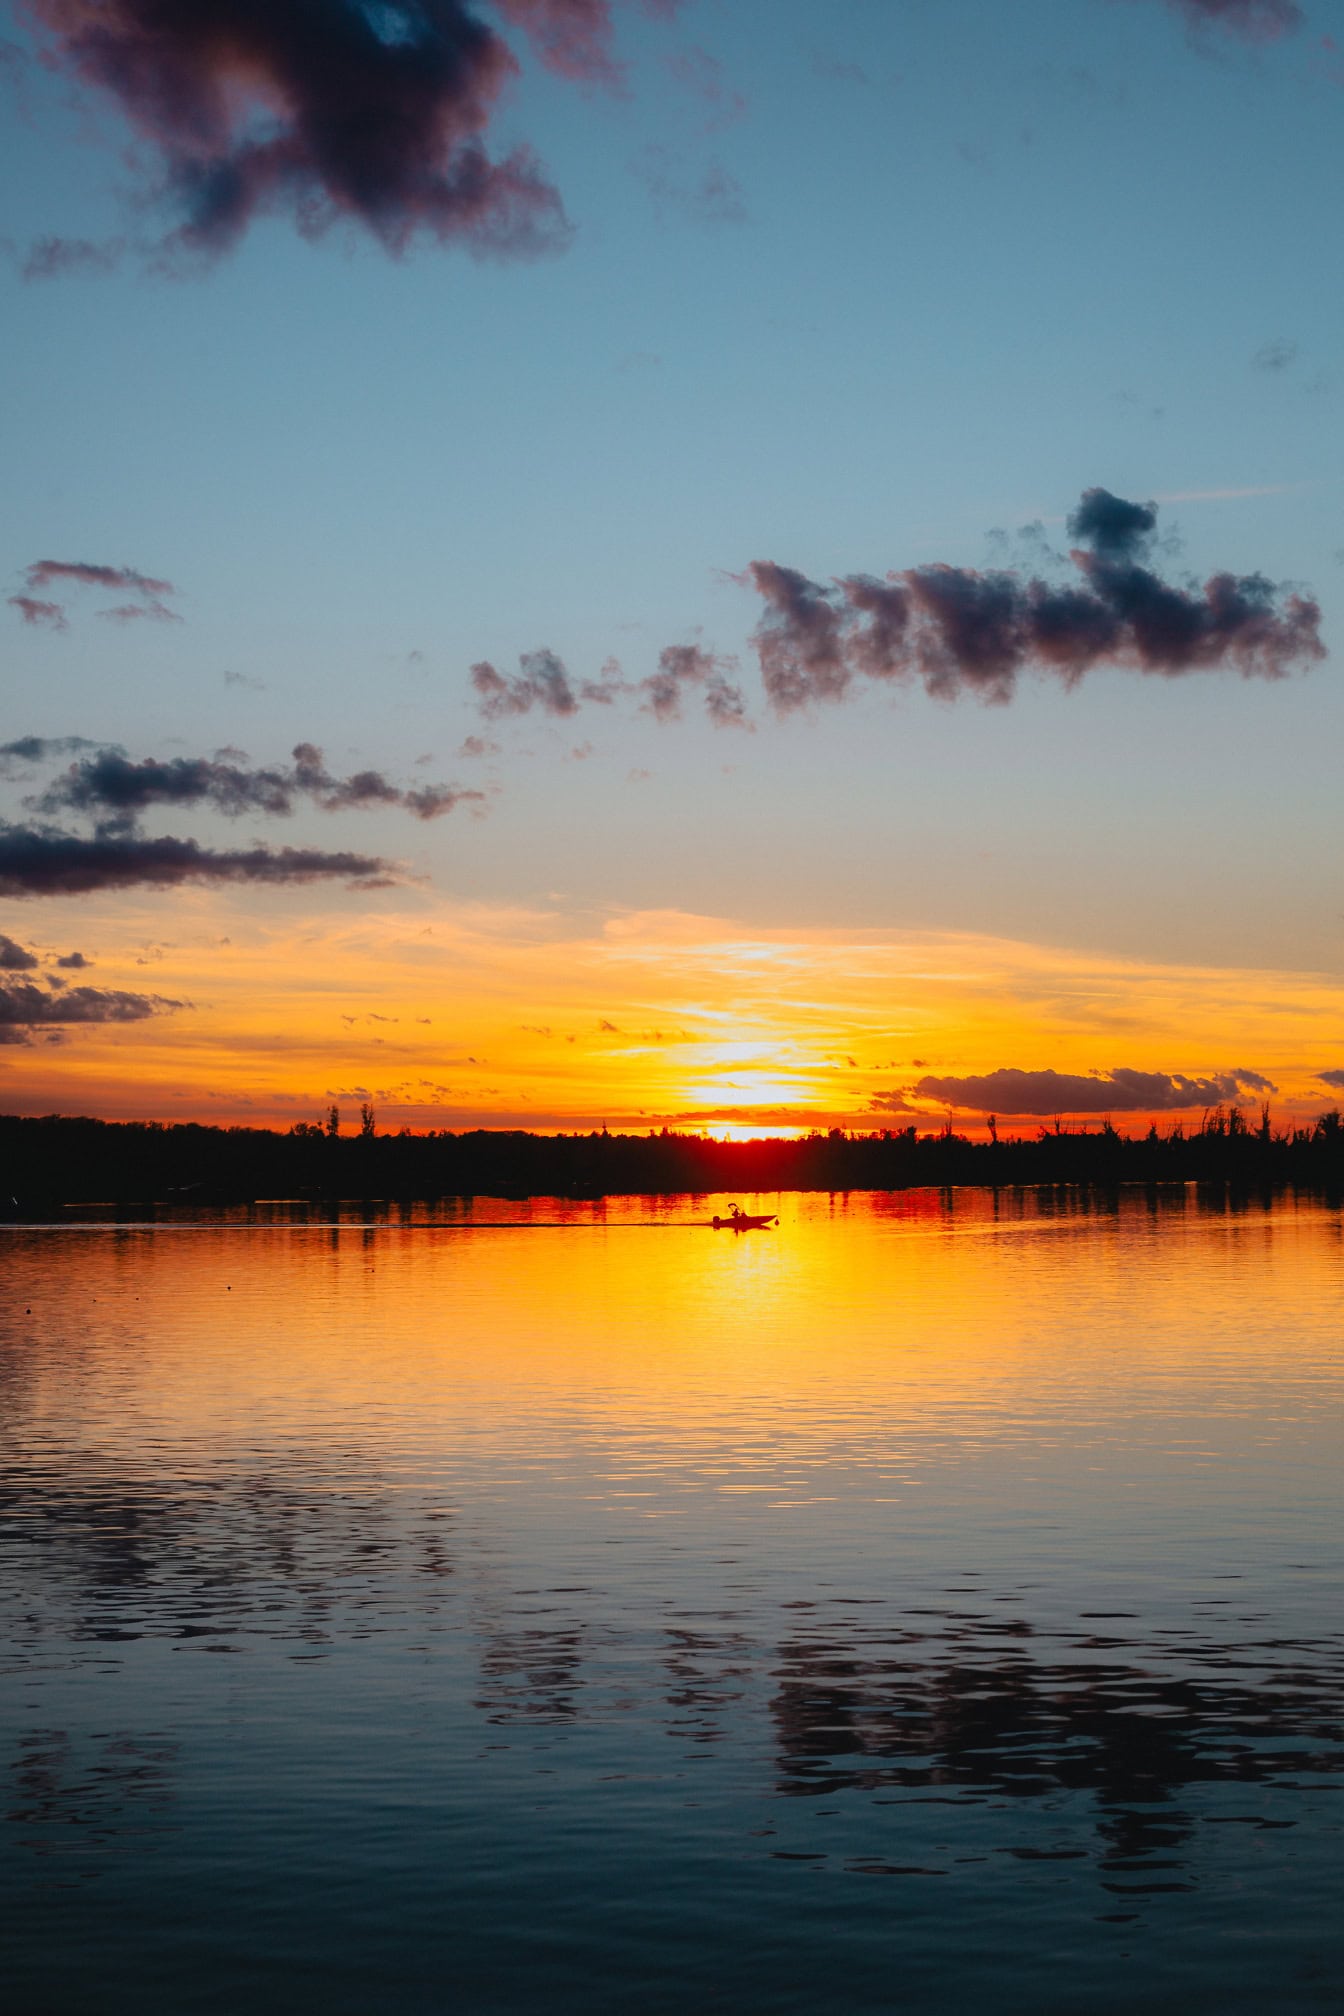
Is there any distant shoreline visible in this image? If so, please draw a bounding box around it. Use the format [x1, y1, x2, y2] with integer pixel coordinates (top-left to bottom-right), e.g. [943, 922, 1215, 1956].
[4, 1108, 1341, 1213]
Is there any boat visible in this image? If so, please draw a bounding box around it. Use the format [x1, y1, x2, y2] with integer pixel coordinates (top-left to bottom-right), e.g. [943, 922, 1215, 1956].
[711, 1206, 777, 1231]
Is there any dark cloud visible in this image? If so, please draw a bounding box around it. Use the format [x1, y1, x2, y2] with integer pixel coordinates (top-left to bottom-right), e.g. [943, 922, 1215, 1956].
[0, 976, 184, 1041]
[56, 950, 91, 969]
[17, 0, 681, 268]
[1319, 1069, 1344, 1092]
[23, 559, 175, 598]
[0, 934, 39, 971]
[746, 561, 853, 711]
[745, 487, 1325, 713]
[8, 595, 67, 629]
[470, 648, 623, 720]
[904, 1065, 1278, 1117]
[0, 734, 119, 775]
[35, 743, 482, 825]
[640, 643, 751, 727]
[0, 825, 395, 898]
[1153, 0, 1304, 41]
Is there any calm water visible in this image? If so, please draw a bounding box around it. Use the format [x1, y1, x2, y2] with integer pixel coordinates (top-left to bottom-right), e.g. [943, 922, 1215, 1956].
[2, 1188, 1342, 2014]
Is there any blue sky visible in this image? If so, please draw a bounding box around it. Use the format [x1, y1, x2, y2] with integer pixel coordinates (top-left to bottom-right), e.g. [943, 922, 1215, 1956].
[1, 0, 1341, 1126]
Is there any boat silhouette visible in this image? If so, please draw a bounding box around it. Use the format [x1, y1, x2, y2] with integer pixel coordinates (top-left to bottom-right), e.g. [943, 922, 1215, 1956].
[711, 1206, 777, 1231]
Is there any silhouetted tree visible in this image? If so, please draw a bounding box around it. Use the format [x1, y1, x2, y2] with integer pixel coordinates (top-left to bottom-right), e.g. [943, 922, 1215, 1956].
[325, 1104, 340, 1139]
[359, 1102, 376, 1139]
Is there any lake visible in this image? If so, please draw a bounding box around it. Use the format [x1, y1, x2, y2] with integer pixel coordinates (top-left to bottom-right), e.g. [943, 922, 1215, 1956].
[2, 1187, 1341, 2013]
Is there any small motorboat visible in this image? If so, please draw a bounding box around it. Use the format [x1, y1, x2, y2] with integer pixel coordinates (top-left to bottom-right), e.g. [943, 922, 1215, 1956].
[711, 1206, 777, 1231]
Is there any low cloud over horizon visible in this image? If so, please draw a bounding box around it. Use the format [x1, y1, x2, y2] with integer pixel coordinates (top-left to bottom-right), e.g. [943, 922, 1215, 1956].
[890, 1063, 1279, 1118]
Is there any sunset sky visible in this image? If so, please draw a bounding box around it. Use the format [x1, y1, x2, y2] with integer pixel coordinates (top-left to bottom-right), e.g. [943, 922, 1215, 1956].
[2, 0, 1341, 1136]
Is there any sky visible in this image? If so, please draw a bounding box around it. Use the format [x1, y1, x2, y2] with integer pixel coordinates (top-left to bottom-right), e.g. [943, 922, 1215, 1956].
[1, 0, 1341, 1137]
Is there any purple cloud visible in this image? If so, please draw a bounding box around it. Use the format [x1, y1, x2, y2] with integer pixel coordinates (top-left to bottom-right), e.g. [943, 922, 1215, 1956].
[7, 595, 67, 630]
[17, 0, 684, 267]
[640, 643, 751, 727]
[745, 488, 1325, 713]
[900, 1064, 1279, 1117]
[24, 559, 175, 598]
[1150, 0, 1304, 43]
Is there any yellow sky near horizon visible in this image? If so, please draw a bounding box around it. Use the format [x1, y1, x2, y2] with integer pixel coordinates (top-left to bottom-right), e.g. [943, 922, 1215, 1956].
[4, 889, 1342, 1135]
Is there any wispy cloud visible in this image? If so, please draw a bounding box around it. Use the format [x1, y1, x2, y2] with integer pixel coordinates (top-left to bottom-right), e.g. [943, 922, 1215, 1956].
[11, 559, 180, 628]
[1149, 0, 1304, 44]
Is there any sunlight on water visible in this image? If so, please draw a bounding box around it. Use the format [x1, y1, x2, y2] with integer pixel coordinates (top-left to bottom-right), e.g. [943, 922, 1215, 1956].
[2, 1189, 1342, 2013]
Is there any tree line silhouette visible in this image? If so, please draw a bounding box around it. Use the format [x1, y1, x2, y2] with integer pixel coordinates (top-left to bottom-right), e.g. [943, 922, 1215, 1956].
[2, 1101, 1342, 1211]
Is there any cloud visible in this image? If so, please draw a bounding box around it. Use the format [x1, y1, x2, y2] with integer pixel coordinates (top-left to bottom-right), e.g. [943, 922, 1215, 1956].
[35, 743, 483, 825]
[23, 559, 175, 598]
[1252, 338, 1298, 371]
[13, 559, 180, 627]
[0, 825, 396, 897]
[634, 146, 747, 225]
[744, 487, 1325, 713]
[0, 933, 39, 971]
[8, 595, 67, 629]
[0, 976, 185, 1041]
[56, 950, 91, 968]
[16, 0, 680, 267]
[470, 648, 624, 720]
[662, 45, 746, 126]
[1152, 0, 1304, 42]
[904, 1064, 1279, 1116]
[100, 598, 181, 624]
[0, 734, 119, 776]
[20, 234, 126, 279]
[640, 643, 751, 727]
[1319, 1069, 1344, 1092]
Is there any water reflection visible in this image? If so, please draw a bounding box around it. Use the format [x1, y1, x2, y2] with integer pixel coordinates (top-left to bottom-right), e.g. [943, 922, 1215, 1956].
[771, 1607, 1344, 1894]
[2, 1191, 1342, 2011]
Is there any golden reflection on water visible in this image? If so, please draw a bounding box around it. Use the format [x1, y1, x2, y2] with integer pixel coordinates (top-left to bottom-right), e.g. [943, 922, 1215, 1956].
[3, 1189, 1344, 2015]
[6, 1188, 1341, 1517]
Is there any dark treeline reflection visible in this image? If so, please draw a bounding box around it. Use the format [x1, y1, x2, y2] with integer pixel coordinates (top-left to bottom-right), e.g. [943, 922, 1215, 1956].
[770, 1615, 1344, 1892]
[5, 1417, 1343, 1905]
[3, 1106, 1343, 1210]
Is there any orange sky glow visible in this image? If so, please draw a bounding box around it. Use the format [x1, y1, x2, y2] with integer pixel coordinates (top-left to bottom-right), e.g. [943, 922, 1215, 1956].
[4, 891, 1341, 1137]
